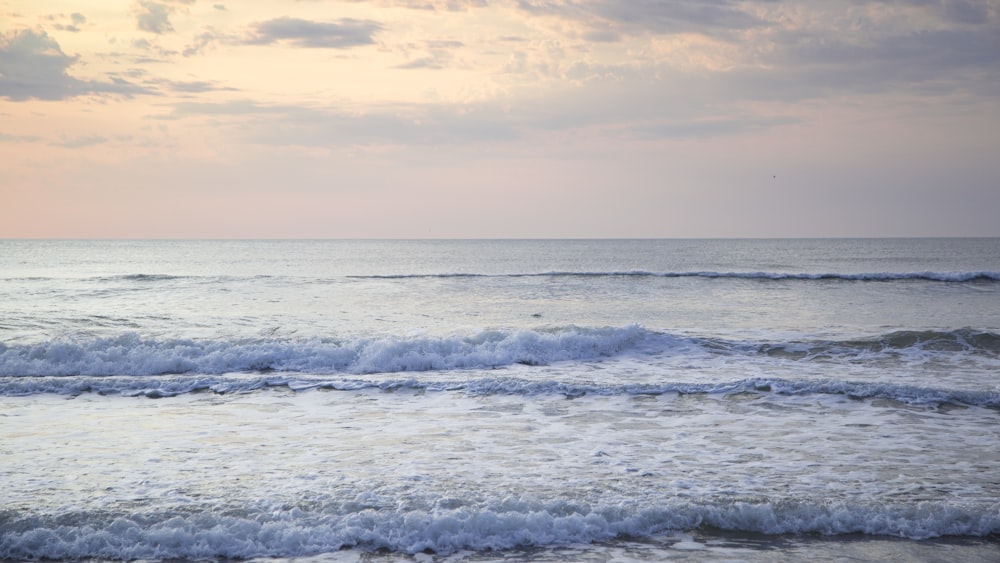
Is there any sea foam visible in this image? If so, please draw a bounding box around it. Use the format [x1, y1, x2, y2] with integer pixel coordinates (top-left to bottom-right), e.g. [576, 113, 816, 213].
[2, 326, 997, 380]
[0, 325, 656, 378]
[3, 326, 1000, 406]
[2, 498, 997, 560]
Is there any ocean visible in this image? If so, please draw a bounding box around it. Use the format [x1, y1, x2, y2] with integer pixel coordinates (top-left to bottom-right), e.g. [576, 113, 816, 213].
[1, 238, 998, 562]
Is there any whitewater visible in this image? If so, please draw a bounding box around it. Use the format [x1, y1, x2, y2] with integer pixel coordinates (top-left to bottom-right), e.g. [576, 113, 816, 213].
[1, 238, 999, 562]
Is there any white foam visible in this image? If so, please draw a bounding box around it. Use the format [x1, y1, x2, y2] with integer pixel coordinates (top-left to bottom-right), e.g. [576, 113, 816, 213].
[3, 326, 997, 380]
[3, 325, 999, 406]
[0, 325, 658, 378]
[2, 499, 996, 560]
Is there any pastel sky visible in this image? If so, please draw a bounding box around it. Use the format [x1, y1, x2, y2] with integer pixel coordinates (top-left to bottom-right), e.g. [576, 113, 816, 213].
[2, 0, 998, 238]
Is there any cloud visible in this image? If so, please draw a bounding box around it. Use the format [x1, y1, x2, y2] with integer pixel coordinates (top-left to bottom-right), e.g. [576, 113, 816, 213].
[628, 115, 801, 140]
[512, 1, 1000, 107]
[396, 56, 445, 69]
[515, 0, 763, 40]
[396, 39, 463, 69]
[183, 30, 227, 57]
[195, 2, 995, 145]
[942, 0, 992, 25]
[244, 17, 382, 48]
[134, 1, 175, 34]
[160, 99, 517, 145]
[191, 18, 381, 56]
[590, 0, 763, 34]
[427, 39, 464, 49]
[508, 0, 999, 100]
[0, 132, 42, 143]
[153, 78, 238, 93]
[750, 23, 1000, 100]
[343, 0, 487, 11]
[0, 28, 151, 101]
[45, 11, 88, 32]
[53, 135, 108, 148]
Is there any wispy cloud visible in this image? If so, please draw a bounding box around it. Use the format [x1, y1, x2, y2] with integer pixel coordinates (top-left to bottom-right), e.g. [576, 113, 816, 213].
[53, 135, 108, 148]
[0, 132, 42, 143]
[513, 0, 763, 41]
[183, 29, 228, 57]
[152, 78, 238, 93]
[396, 39, 463, 69]
[45, 11, 88, 33]
[159, 99, 518, 145]
[244, 17, 382, 48]
[628, 115, 801, 140]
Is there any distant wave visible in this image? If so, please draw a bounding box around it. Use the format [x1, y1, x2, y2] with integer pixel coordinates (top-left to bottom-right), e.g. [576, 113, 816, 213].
[751, 328, 1000, 358]
[1, 327, 997, 383]
[0, 273, 271, 283]
[109, 273, 187, 282]
[348, 271, 1000, 282]
[2, 497, 997, 560]
[5, 271, 998, 284]
[2, 374, 998, 408]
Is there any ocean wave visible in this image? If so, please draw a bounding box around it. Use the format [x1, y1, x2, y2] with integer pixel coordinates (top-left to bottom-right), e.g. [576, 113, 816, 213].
[1, 497, 996, 560]
[347, 271, 1000, 282]
[751, 328, 1000, 359]
[1, 327, 997, 382]
[6, 271, 997, 286]
[2, 373, 998, 407]
[0, 325, 659, 378]
[0, 273, 271, 283]
[108, 273, 188, 282]
[461, 377, 1000, 408]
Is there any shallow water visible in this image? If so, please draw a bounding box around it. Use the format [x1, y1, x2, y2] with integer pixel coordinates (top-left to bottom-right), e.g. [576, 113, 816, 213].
[2, 239, 998, 560]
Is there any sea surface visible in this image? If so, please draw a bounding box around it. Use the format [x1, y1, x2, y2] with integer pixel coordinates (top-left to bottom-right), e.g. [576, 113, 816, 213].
[1, 238, 999, 562]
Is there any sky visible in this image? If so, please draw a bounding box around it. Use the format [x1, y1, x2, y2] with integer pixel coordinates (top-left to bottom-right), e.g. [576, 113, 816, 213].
[1, 0, 998, 238]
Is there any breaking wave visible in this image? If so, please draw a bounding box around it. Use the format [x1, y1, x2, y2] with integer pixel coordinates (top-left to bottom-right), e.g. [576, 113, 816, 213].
[0, 325, 658, 378]
[1, 497, 996, 560]
[2, 326, 997, 379]
[2, 327, 999, 401]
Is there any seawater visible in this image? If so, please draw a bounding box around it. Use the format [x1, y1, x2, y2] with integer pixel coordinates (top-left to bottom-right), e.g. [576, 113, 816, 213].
[1, 239, 999, 562]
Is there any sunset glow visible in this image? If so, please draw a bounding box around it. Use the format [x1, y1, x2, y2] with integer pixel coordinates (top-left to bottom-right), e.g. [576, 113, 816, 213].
[2, 0, 998, 237]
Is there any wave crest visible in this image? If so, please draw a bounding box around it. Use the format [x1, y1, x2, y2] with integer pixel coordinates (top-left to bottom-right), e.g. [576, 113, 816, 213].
[2, 374, 997, 408]
[0, 325, 655, 378]
[348, 271, 1000, 282]
[754, 328, 1000, 359]
[1, 498, 996, 560]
